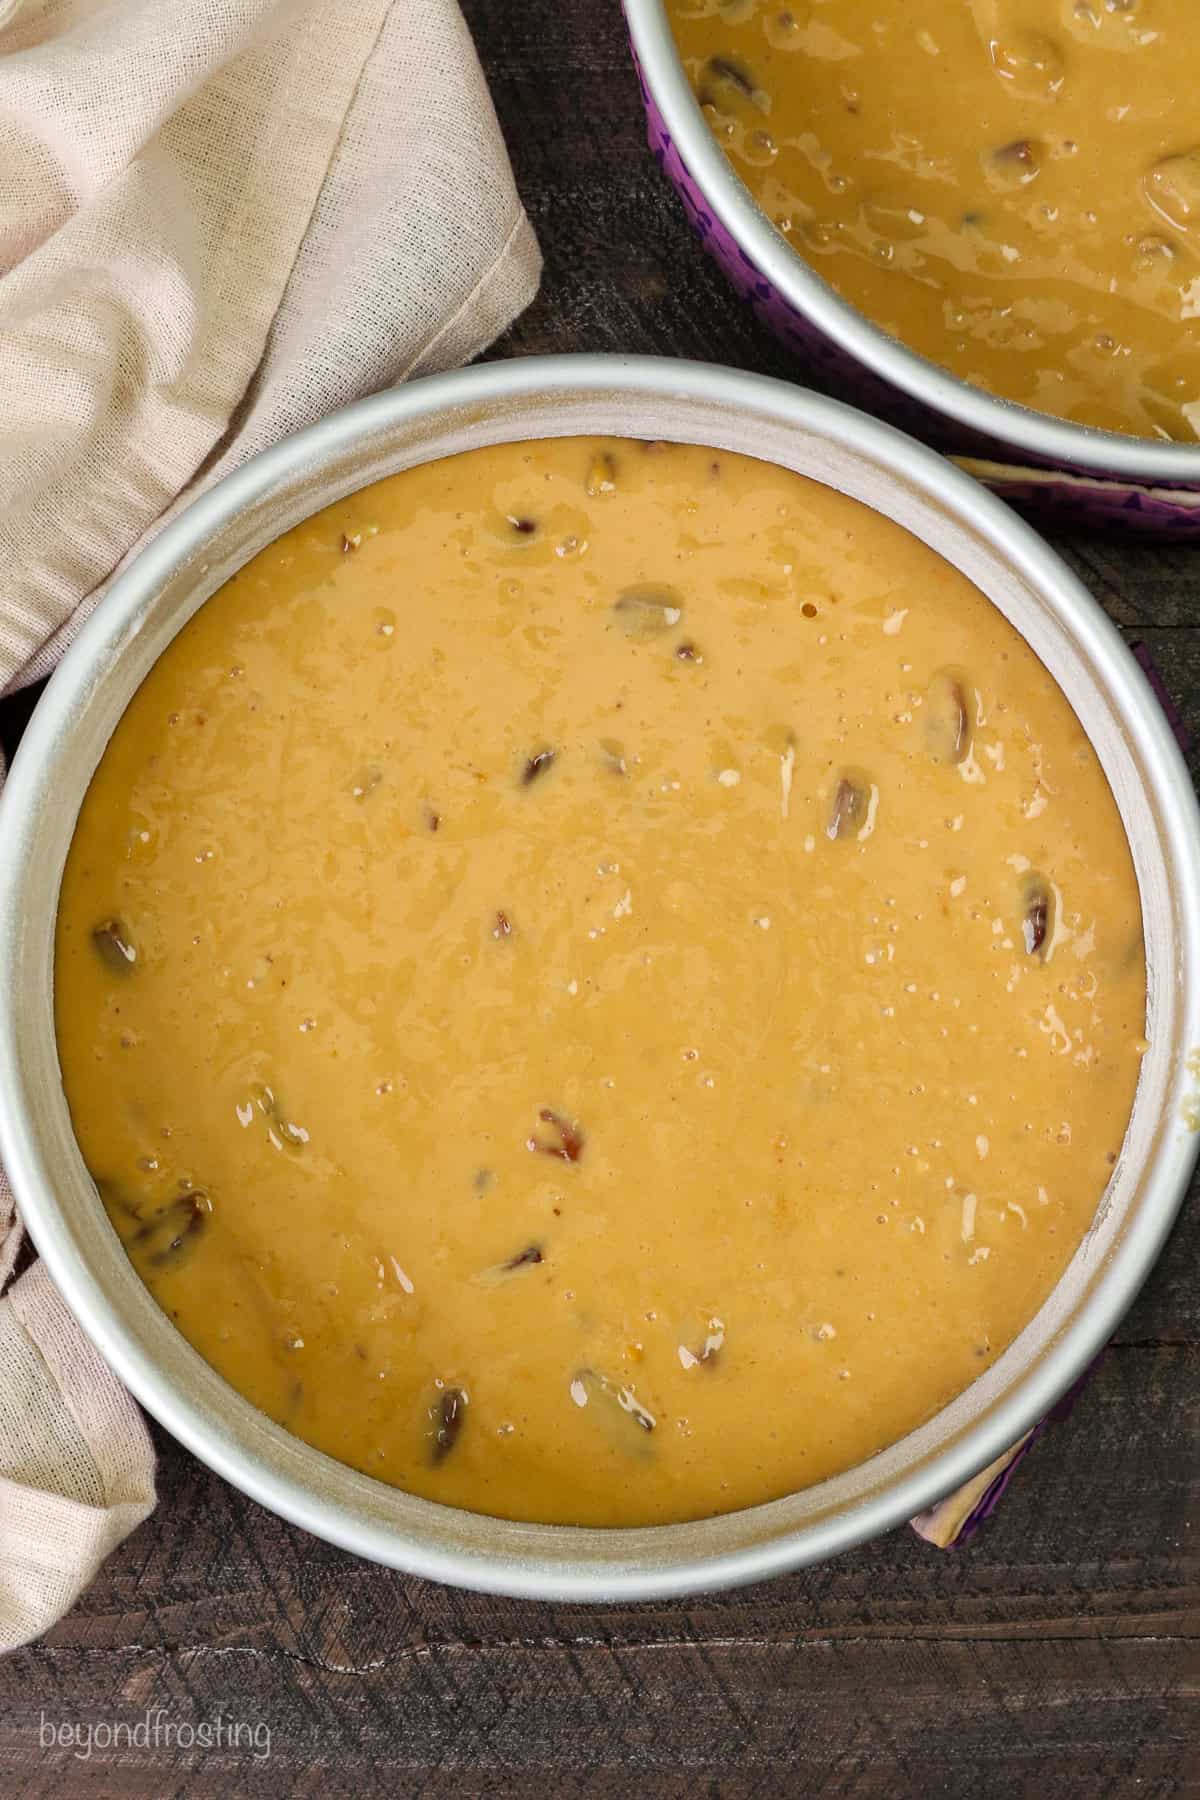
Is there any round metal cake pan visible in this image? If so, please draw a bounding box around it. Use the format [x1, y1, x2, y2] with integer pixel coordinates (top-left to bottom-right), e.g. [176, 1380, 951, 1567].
[0, 354, 1197, 1600]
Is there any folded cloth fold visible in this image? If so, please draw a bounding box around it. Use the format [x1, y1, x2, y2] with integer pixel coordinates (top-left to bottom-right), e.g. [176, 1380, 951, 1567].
[0, 0, 540, 1651]
[0, 1258, 157, 1651]
[0, 0, 543, 687]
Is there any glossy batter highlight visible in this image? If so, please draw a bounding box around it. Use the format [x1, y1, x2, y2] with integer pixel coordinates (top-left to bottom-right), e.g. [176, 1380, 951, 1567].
[670, 0, 1200, 441]
[55, 437, 1146, 1525]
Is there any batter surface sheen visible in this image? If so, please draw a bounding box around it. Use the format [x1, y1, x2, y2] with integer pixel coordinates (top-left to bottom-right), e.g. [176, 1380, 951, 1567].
[56, 438, 1146, 1526]
[669, 0, 1200, 441]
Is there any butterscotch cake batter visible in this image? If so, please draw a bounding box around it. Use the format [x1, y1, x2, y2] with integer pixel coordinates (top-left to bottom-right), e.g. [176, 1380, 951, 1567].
[669, 0, 1200, 441]
[55, 438, 1145, 1525]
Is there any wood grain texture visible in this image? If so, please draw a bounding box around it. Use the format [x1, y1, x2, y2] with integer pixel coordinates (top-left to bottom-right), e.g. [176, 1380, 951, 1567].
[0, 0, 1196, 1791]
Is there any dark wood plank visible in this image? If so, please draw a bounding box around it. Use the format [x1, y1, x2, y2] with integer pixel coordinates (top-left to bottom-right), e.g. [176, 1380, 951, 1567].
[0, 0, 1196, 1791]
[0, 674, 45, 766]
[0, 1345, 1195, 1792]
[1, 1638, 1193, 1799]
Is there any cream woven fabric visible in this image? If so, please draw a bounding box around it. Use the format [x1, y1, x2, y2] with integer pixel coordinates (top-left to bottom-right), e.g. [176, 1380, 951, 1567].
[0, 0, 540, 1651]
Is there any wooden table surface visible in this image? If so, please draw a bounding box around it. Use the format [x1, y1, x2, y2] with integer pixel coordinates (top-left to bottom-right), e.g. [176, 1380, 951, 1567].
[1, 4, 1197, 1794]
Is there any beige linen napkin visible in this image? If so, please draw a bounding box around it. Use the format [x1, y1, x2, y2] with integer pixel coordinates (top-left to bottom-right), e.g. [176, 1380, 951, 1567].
[0, 0, 540, 1651]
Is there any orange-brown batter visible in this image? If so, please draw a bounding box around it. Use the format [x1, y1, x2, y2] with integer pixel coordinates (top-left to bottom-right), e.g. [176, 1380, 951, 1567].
[55, 437, 1146, 1525]
[669, 0, 1200, 441]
